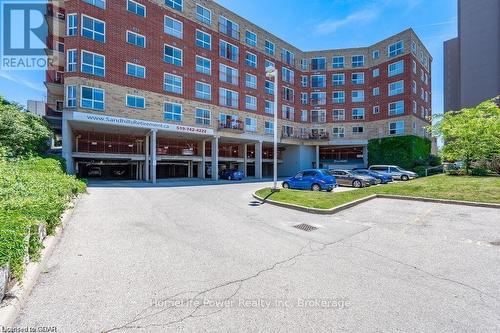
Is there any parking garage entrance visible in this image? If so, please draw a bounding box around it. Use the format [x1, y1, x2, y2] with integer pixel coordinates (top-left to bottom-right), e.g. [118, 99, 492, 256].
[76, 159, 143, 180]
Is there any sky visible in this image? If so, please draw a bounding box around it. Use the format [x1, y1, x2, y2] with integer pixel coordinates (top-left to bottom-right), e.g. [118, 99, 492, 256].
[0, 0, 457, 116]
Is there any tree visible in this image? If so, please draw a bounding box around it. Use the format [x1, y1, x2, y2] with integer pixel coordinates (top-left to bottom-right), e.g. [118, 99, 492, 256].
[433, 98, 500, 173]
[0, 96, 52, 158]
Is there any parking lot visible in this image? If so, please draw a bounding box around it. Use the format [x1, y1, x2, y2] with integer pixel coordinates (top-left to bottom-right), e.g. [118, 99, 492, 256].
[14, 181, 500, 332]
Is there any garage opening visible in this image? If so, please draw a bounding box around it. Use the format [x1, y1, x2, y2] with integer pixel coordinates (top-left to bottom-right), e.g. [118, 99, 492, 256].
[157, 162, 189, 179]
[76, 160, 142, 180]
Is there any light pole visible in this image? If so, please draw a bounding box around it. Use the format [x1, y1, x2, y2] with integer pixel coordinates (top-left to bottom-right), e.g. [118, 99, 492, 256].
[265, 66, 279, 192]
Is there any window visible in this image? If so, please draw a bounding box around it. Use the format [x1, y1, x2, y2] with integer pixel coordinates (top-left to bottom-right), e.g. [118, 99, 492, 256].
[332, 127, 345, 138]
[301, 110, 308, 122]
[245, 95, 257, 111]
[164, 16, 183, 38]
[301, 75, 308, 87]
[82, 0, 105, 9]
[282, 105, 294, 120]
[67, 49, 76, 72]
[81, 50, 105, 77]
[195, 56, 211, 75]
[411, 41, 417, 54]
[265, 80, 274, 95]
[126, 94, 145, 109]
[127, 0, 146, 17]
[351, 73, 364, 85]
[352, 55, 364, 68]
[219, 40, 238, 62]
[66, 85, 76, 108]
[245, 52, 257, 68]
[219, 16, 239, 39]
[425, 91, 429, 102]
[164, 44, 182, 66]
[301, 92, 308, 105]
[126, 63, 145, 78]
[352, 126, 364, 134]
[196, 108, 211, 125]
[373, 105, 380, 114]
[245, 117, 257, 132]
[127, 31, 145, 47]
[163, 73, 182, 94]
[389, 121, 404, 135]
[80, 86, 104, 110]
[164, 102, 182, 121]
[311, 110, 326, 123]
[333, 91, 345, 103]
[388, 60, 404, 77]
[388, 40, 404, 57]
[81, 15, 105, 43]
[219, 64, 239, 85]
[332, 73, 345, 86]
[264, 60, 275, 71]
[412, 120, 417, 134]
[283, 87, 294, 102]
[301, 59, 309, 70]
[373, 87, 380, 96]
[265, 121, 274, 134]
[421, 88, 425, 100]
[424, 73, 428, 85]
[282, 68, 295, 84]
[372, 68, 379, 78]
[332, 109, 345, 121]
[311, 92, 325, 106]
[388, 100, 405, 115]
[412, 80, 417, 94]
[195, 81, 211, 100]
[281, 49, 295, 66]
[67, 14, 77, 36]
[245, 73, 257, 89]
[265, 100, 274, 114]
[311, 57, 326, 70]
[165, 0, 182, 12]
[265, 40, 275, 55]
[413, 101, 417, 113]
[56, 42, 64, 53]
[196, 30, 211, 50]
[332, 56, 344, 68]
[351, 90, 364, 102]
[282, 125, 294, 137]
[196, 4, 211, 25]
[311, 75, 326, 88]
[388, 80, 404, 96]
[372, 50, 380, 59]
[412, 60, 417, 74]
[246, 30, 257, 46]
[219, 88, 238, 108]
[352, 108, 365, 120]
[420, 69, 425, 82]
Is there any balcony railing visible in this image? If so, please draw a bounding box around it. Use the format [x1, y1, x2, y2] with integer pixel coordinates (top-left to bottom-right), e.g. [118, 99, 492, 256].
[218, 120, 244, 132]
[310, 98, 326, 107]
[219, 23, 240, 40]
[282, 132, 330, 141]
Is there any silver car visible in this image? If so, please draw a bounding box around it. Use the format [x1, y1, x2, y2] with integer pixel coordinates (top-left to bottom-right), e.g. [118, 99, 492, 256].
[368, 165, 417, 181]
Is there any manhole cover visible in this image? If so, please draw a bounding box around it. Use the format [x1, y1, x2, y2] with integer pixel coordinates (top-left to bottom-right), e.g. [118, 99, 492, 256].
[293, 223, 318, 232]
[489, 240, 500, 246]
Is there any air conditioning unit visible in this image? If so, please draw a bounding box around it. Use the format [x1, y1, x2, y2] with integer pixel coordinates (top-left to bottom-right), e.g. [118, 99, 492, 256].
[57, 12, 65, 20]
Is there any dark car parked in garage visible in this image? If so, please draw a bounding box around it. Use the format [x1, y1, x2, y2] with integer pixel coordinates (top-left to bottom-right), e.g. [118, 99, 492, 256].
[352, 168, 393, 184]
[328, 169, 376, 188]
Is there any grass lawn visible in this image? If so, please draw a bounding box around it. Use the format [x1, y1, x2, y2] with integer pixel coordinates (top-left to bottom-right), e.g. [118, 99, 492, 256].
[255, 174, 500, 210]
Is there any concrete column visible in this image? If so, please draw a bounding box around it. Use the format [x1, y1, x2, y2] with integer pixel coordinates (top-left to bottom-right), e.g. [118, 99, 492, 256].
[255, 141, 262, 179]
[150, 130, 157, 183]
[211, 136, 218, 180]
[62, 117, 74, 174]
[315, 145, 320, 169]
[198, 140, 206, 179]
[144, 135, 150, 181]
[363, 146, 369, 167]
[243, 143, 248, 177]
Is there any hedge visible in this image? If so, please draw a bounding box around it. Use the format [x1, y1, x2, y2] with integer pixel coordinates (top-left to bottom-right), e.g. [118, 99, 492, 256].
[368, 135, 431, 170]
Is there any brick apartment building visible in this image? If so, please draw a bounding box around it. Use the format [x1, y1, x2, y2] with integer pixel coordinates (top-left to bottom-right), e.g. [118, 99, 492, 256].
[45, 0, 432, 182]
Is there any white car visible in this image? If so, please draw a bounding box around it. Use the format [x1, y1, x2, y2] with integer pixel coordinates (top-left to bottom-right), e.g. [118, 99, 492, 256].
[368, 165, 417, 181]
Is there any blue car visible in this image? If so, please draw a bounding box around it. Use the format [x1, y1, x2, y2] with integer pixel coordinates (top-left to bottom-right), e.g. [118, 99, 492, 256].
[282, 169, 337, 192]
[352, 168, 393, 184]
[219, 169, 244, 180]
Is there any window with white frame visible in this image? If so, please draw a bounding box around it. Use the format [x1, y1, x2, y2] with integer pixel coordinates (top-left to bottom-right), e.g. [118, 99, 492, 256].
[282, 67, 295, 84]
[332, 73, 345, 86]
[352, 55, 364, 68]
[282, 125, 294, 137]
[372, 68, 380, 77]
[332, 56, 344, 68]
[412, 80, 417, 94]
[301, 75, 308, 87]
[333, 91, 345, 103]
[332, 109, 345, 121]
[219, 40, 238, 62]
[264, 59, 274, 71]
[389, 120, 404, 135]
[81, 50, 105, 77]
[372, 50, 380, 59]
[388, 80, 404, 96]
[352, 126, 364, 134]
[281, 49, 295, 66]
[265, 40, 275, 55]
[265, 100, 274, 114]
[195, 56, 211, 75]
[245, 30, 257, 46]
[283, 87, 294, 102]
[67, 14, 77, 36]
[421, 106, 425, 117]
[412, 60, 417, 74]
[352, 108, 365, 120]
[164, 102, 182, 121]
[245, 95, 257, 110]
[219, 63, 239, 85]
[421, 87, 425, 100]
[126, 94, 145, 108]
[412, 120, 417, 134]
[265, 121, 274, 134]
[219, 16, 239, 39]
[301, 59, 309, 70]
[245, 117, 257, 132]
[411, 41, 417, 54]
[311, 110, 326, 123]
[388, 100, 405, 115]
[332, 127, 345, 138]
[425, 91, 429, 102]
[195, 108, 211, 125]
[82, 0, 105, 9]
[126, 63, 145, 78]
[388, 60, 404, 77]
[311, 75, 326, 88]
[66, 85, 76, 108]
[351, 90, 364, 102]
[420, 69, 425, 82]
[165, 0, 182, 12]
[164, 44, 182, 66]
[301, 92, 308, 105]
[373, 87, 380, 96]
[164, 16, 183, 38]
[388, 40, 404, 57]
[245, 52, 257, 68]
[126, 31, 145, 47]
[196, 30, 211, 50]
[351, 72, 364, 84]
[127, 0, 146, 17]
[373, 105, 380, 114]
[196, 4, 211, 25]
[282, 105, 294, 121]
[265, 80, 274, 95]
[163, 73, 182, 94]
[424, 73, 428, 85]
[311, 92, 325, 105]
[311, 57, 326, 70]
[81, 15, 105, 43]
[195, 81, 211, 100]
[219, 88, 238, 107]
[412, 100, 417, 113]
[245, 73, 257, 89]
[80, 86, 104, 110]
[67, 49, 76, 72]
[301, 110, 308, 122]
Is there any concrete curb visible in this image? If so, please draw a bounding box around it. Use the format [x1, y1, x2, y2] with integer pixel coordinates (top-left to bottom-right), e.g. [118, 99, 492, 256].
[253, 191, 500, 215]
[0, 196, 81, 330]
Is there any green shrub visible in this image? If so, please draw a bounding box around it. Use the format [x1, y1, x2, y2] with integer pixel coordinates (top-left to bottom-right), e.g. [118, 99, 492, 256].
[368, 135, 431, 170]
[428, 154, 442, 167]
[413, 166, 427, 177]
[471, 168, 489, 176]
[488, 155, 500, 174]
[0, 212, 30, 280]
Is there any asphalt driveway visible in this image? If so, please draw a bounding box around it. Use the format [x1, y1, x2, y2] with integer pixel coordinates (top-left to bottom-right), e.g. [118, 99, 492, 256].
[14, 181, 500, 332]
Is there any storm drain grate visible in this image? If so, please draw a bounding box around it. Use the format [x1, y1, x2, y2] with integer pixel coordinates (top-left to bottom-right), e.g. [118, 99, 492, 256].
[489, 240, 500, 246]
[293, 223, 318, 232]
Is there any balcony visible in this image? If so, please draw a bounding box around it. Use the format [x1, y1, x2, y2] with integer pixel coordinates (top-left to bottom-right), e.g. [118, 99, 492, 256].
[282, 131, 330, 141]
[219, 23, 240, 40]
[310, 98, 327, 107]
[218, 120, 244, 132]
